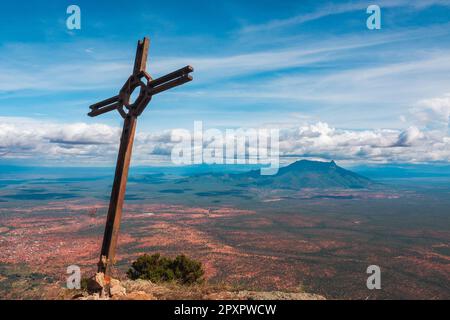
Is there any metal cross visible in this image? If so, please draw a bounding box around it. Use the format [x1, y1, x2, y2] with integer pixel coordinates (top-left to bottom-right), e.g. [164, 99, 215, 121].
[88, 37, 193, 277]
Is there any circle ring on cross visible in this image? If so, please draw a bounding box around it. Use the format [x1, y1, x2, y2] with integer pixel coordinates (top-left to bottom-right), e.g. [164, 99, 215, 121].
[119, 72, 152, 112]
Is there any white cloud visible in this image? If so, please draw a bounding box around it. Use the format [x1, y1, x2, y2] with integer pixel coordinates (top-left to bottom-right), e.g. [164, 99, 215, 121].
[238, 0, 450, 34]
[2, 22, 449, 96]
[239, 2, 365, 34]
[413, 93, 450, 127]
[0, 36, 400, 93]
[1, 115, 449, 165]
[394, 126, 424, 147]
[279, 122, 448, 163]
[199, 52, 450, 105]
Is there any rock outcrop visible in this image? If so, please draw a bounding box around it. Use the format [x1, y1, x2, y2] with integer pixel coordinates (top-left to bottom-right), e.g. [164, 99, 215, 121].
[75, 277, 325, 300]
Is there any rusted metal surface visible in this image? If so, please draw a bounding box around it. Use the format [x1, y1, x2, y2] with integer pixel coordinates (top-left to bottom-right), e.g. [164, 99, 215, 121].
[148, 65, 193, 87]
[88, 38, 193, 119]
[98, 115, 137, 275]
[89, 37, 193, 276]
[133, 38, 149, 74]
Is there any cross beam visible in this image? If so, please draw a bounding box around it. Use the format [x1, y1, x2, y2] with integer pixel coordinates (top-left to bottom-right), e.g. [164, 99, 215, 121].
[88, 37, 193, 277]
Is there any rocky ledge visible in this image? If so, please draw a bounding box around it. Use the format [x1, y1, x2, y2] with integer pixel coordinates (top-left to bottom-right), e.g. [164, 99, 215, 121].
[74, 273, 325, 300]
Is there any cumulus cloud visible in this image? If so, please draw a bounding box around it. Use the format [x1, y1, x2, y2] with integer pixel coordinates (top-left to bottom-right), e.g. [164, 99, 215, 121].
[394, 126, 424, 147]
[278, 122, 450, 163]
[1, 115, 449, 165]
[0, 117, 175, 165]
[413, 93, 450, 128]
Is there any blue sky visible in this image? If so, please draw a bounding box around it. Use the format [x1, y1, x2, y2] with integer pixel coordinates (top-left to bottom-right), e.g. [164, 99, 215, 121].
[0, 0, 450, 166]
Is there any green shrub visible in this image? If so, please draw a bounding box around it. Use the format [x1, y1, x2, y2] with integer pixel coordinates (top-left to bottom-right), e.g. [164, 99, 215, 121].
[127, 253, 204, 285]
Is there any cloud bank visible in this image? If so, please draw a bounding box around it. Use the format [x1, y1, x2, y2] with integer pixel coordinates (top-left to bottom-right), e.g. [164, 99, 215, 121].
[1, 93, 449, 166]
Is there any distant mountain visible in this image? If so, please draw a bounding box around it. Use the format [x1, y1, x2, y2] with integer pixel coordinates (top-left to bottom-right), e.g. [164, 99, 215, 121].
[180, 160, 373, 190]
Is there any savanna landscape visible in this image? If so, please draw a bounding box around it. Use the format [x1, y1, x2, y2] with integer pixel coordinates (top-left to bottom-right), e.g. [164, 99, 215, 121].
[0, 161, 449, 299]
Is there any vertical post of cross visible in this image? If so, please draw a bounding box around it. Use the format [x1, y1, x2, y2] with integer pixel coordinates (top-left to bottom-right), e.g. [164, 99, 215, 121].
[97, 38, 150, 277]
[89, 36, 193, 290]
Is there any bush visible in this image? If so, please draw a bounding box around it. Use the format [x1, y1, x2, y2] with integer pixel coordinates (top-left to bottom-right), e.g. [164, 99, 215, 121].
[127, 253, 204, 285]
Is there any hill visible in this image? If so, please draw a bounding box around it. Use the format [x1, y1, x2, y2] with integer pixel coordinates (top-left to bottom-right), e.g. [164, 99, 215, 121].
[181, 160, 372, 190]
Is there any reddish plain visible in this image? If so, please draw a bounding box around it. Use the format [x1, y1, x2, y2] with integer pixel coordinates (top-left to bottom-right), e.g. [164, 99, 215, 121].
[0, 196, 449, 299]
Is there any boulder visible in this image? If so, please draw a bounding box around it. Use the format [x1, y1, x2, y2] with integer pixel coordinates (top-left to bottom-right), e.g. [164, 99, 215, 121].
[87, 272, 106, 293]
[109, 279, 126, 297]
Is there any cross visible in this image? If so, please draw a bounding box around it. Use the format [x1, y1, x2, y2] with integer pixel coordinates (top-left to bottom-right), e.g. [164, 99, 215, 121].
[88, 37, 193, 277]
